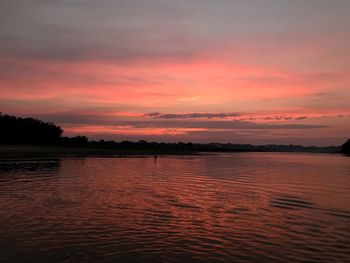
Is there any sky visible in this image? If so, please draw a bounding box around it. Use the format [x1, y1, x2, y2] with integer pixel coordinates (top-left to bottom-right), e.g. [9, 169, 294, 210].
[1, 0, 349, 146]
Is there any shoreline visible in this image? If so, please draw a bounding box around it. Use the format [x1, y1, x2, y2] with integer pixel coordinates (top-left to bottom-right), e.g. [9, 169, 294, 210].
[0, 145, 199, 161]
[0, 145, 342, 161]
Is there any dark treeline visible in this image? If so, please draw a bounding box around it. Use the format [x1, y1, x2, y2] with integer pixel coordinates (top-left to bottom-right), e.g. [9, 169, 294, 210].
[0, 113, 63, 144]
[60, 138, 340, 154]
[62, 137, 197, 153]
[0, 113, 345, 153]
[341, 139, 350, 155]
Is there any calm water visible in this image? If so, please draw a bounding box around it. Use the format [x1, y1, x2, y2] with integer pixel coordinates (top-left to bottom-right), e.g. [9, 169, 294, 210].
[0, 153, 350, 262]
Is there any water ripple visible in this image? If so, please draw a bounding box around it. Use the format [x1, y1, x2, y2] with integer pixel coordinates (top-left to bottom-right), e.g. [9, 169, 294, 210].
[0, 153, 350, 262]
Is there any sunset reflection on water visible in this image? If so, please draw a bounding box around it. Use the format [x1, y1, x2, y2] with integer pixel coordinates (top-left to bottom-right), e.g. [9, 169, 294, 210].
[0, 153, 350, 262]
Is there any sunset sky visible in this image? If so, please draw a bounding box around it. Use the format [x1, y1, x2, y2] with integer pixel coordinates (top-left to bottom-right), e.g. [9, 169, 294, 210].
[1, 0, 349, 145]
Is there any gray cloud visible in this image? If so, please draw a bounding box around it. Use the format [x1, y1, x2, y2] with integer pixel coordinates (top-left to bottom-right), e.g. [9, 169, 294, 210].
[145, 112, 315, 121]
[2, 0, 350, 66]
[121, 120, 327, 130]
[144, 112, 240, 119]
[32, 112, 327, 130]
[294, 116, 308, 120]
[0, 0, 201, 64]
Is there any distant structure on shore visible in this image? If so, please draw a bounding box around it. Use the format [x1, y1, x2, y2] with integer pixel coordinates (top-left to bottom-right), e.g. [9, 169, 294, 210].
[0, 113, 345, 154]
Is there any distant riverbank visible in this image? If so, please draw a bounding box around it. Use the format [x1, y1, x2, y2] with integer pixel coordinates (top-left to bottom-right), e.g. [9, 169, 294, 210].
[0, 145, 198, 160]
[1, 114, 343, 158]
[0, 144, 343, 161]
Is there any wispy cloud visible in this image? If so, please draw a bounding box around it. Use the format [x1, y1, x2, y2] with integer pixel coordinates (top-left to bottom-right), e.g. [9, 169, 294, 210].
[144, 112, 240, 119]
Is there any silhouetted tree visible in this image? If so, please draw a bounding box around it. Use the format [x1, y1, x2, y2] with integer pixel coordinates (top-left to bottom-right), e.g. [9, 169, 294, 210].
[341, 139, 350, 155]
[0, 113, 63, 145]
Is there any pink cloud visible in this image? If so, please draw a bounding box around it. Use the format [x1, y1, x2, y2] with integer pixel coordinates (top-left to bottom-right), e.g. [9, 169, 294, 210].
[1, 29, 350, 145]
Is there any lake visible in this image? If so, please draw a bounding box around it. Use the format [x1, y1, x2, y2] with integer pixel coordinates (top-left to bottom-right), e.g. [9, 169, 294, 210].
[0, 153, 349, 262]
